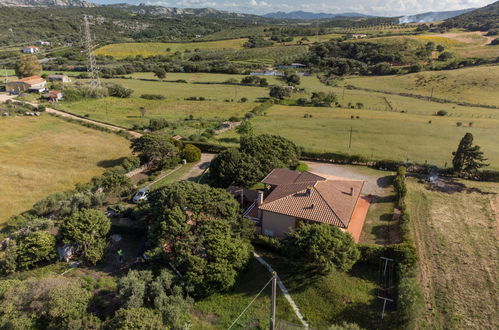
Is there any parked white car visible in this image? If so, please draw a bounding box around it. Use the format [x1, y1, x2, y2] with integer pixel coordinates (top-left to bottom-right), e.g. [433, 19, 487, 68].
[132, 187, 148, 203]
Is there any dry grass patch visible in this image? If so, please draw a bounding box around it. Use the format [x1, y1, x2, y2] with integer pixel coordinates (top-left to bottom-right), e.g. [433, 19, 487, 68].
[0, 115, 131, 224]
[407, 178, 499, 329]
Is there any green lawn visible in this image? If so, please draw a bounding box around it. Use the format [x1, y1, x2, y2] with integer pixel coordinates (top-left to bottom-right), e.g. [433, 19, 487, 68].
[193, 258, 300, 329]
[0, 115, 131, 225]
[94, 39, 248, 59]
[255, 250, 384, 329]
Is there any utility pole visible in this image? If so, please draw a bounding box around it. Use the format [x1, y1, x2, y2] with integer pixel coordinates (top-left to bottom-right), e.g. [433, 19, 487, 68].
[349, 126, 353, 149]
[270, 272, 277, 330]
[83, 15, 101, 89]
[3, 66, 7, 84]
[430, 86, 434, 101]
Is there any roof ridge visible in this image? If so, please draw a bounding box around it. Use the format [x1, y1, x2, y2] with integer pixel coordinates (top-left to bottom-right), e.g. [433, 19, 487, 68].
[312, 182, 347, 227]
[260, 182, 312, 206]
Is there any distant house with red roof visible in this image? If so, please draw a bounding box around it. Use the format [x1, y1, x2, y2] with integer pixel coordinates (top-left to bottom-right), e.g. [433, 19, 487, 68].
[6, 76, 46, 93]
[22, 46, 39, 54]
[231, 168, 370, 243]
[42, 90, 63, 102]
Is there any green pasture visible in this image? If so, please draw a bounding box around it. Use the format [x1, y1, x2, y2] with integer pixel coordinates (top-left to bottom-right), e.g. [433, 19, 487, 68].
[217, 104, 499, 169]
[343, 65, 499, 107]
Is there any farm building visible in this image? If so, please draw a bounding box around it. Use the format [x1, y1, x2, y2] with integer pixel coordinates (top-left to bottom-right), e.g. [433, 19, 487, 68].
[35, 40, 50, 46]
[21, 46, 39, 54]
[351, 34, 367, 39]
[277, 63, 307, 69]
[5, 76, 46, 93]
[42, 90, 63, 102]
[47, 74, 71, 83]
[250, 70, 285, 76]
[235, 168, 369, 242]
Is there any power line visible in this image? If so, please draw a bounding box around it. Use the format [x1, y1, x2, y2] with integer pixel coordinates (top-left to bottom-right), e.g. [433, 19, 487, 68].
[227, 276, 274, 330]
[83, 15, 100, 89]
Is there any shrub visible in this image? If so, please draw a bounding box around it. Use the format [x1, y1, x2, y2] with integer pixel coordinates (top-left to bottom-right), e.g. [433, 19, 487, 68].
[122, 156, 141, 172]
[282, 224, 360, 272]
[108, 84, 133, 98]
[181, 144, 201, 163]
[491, 38, 499, 45]
[140, 94, 165, 100]
[436, 110, 448, 116]
[456, 121, 463, 127]
[294, 162, 309, 172]
[16, 231, 56, 269]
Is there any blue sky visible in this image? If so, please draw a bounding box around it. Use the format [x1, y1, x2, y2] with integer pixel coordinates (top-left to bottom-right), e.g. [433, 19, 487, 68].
[92, 0, 495, 16]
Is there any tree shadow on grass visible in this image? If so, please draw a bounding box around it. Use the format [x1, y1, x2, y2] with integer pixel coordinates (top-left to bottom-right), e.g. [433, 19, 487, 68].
[97, 157, 128, 168]
[370, 195, 396, 204]
[218, 137, 239, 144]
[376, 175, 394, 188]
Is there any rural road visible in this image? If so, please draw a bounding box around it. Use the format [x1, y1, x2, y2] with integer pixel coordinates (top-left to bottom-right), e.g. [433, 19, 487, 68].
[179, 153, 215, 181]
[38, 104, 143, 138]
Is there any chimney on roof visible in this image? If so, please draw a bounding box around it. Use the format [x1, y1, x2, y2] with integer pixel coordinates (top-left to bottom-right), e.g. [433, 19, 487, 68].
[306, 186, 313, 196]
[257, 191, 264, 205]
[349, 187, 354, 196]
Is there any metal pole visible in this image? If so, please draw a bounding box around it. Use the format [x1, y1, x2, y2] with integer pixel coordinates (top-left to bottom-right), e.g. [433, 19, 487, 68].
[349, 126, 353, 149]
[270, 272, 277, 330]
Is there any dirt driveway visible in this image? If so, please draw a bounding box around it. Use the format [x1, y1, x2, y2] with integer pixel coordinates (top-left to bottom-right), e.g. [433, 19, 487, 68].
[305, 161, 393, 196]
[179, 153, 215, 181]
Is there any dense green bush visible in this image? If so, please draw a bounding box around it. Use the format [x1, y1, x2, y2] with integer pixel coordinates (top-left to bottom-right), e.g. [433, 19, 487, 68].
[140, 94, 165, 100]
[16, 231, 56, 270]
[181, 144, 201, 163]
[122, 156, 141, 172]
[282, 224, 360, 273]
[107, 84, 133, 98]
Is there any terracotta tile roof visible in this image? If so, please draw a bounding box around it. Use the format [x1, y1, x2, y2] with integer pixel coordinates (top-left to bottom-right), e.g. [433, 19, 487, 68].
[259, 169, 364, 228]
[18, 75, 46, 85]
[261, 168, 326, 185]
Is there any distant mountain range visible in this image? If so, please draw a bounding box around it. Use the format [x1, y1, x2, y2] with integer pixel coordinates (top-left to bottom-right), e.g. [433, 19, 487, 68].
[398, 8, 476, 23]
[262, 11, 371, 20]
[0, 0, 94, 7]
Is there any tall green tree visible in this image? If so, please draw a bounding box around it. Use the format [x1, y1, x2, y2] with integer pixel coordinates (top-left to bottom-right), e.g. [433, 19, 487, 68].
[209, 148, 263, 187]
[131, 133, 179, 167]
[452, 133, 488, 176]
[171, 217, 253, 298]
[61, 209, 111, 264]
[269, 86, 292, 100]
[15, 54, 42, 77]
[282, 224, 360, 273]
[109, 308, 164, 330]
[16, 231, 56, 270]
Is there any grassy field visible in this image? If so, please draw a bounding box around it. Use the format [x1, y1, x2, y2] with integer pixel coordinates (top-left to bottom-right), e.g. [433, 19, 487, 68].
[358, 31, 498, 59]
[94, 39, 248, 59]
[344, 65, 499, 108]
[193, 258, 300, 329]
[406, 178, 499, 329]
[0, 115, 131, 225]
[217, 103, 499, 169]
[256, 250, 384, 329]
[56, 76, 265, 131]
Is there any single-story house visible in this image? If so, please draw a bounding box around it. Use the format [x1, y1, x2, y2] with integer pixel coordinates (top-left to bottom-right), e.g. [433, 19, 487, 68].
[6, 76, 47, 93]
[22, 46, 39, 54]
[240, 168, 370, 242]
[47, 74, 71, 83]
[42, 90, 63, 102]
